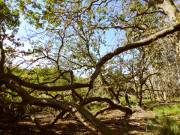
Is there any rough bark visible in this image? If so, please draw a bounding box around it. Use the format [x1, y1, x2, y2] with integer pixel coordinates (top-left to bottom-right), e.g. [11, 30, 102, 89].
[76, 106, 116, 135]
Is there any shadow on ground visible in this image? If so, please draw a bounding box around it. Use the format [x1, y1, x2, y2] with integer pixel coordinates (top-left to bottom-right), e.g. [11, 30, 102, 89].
[0, 110, 154, 135]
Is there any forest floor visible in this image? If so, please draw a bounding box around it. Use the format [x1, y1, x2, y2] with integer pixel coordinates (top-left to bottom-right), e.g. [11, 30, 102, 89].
[0, 109, 158, 135]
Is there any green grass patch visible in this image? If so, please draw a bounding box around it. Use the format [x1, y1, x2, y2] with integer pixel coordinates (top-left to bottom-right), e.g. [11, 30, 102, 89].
[146, 104, 180, 135]
[153, 104, 180, 116]
[147, 116, 180, 135]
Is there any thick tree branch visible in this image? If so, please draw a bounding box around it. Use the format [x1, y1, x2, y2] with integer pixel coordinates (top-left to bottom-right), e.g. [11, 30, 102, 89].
[4, 73, 90, 91]
[0, 36, 5, 74]
[82, 97, 132, 115]
[90, 23, 180, 85]
[6, 82, 73, 111]
[0, 41, 5, 73]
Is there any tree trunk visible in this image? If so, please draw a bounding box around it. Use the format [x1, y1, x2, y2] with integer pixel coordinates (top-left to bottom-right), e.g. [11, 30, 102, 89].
[76, 106, 117, 135]
[138, 85, 143, 107]
[125, 93, 131, 107]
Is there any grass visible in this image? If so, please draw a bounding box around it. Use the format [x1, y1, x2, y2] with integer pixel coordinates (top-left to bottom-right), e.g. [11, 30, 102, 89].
[146, 104, 180, 135]
[153, 104, 180, 116]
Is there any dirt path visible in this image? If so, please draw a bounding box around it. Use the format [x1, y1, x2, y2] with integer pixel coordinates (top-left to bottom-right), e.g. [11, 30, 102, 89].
[0, 110, 156, 135]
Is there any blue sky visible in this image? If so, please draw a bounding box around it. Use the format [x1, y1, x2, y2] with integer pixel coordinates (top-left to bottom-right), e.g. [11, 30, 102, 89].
[16, 15, 126, 54]
[15, 0, 126, 52]
[13, 15, 126, 71]
[11, 0, 180, 74]
[12, 0, 130, 70]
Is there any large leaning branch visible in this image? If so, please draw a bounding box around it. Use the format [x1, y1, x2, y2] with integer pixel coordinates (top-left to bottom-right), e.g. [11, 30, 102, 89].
[1, 23, 179, 94]
[6, 82, 74, 111]
[90, 23, 180, 85]
[3, 73, 90, 91]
